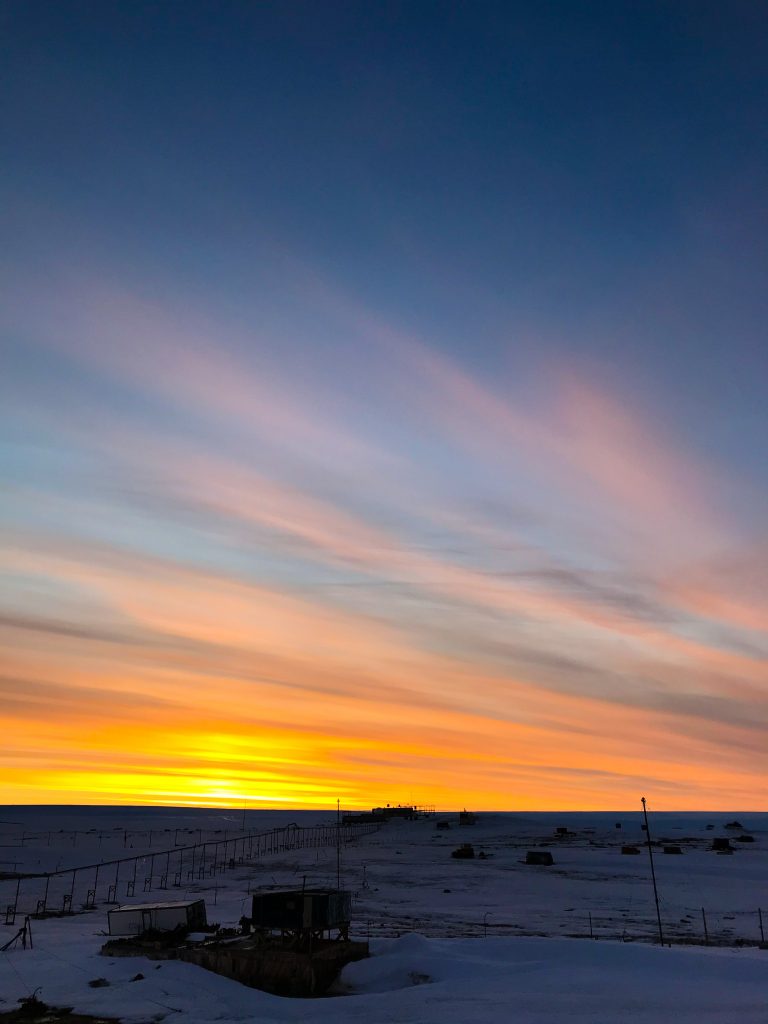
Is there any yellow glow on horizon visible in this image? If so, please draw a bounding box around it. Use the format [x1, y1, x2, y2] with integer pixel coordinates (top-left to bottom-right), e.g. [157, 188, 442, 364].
[1, 694, 764, 810]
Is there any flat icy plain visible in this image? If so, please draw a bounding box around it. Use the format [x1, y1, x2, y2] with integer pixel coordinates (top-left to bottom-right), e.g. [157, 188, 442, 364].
[1, 807, 766, 1022]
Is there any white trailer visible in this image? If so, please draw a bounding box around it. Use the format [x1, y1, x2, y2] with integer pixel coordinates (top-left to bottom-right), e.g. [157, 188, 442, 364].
[107, 899, 206, 936]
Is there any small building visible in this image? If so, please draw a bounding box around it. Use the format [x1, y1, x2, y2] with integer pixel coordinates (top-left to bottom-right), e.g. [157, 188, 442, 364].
[711, 837, 732, 852]
[251, 890, 351, 938]
[555, 827, 569, 836]
[621, 845, 640, 855]
[525, 851, 554, 866]
[458, 810, 477, 826]
[435, 820, 451, 830]
[663, 845, 683, 855]
[108, 899, 206, 936]
[371, 805, 416, 820]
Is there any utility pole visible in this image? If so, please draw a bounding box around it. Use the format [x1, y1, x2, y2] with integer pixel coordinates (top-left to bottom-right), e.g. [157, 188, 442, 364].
[641, 796, 665, 946]
[336, 798, 341, 890]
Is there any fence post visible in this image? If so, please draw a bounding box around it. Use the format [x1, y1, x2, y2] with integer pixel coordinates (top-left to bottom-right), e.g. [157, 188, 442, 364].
[701, 908, 709, 945]
[759, 908, 765, 945]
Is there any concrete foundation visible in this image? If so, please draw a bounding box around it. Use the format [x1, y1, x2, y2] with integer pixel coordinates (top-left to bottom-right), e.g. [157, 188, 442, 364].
[178, 938, 369, 996]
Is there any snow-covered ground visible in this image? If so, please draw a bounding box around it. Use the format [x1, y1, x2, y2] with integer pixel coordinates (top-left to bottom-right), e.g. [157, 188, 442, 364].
[1, 808, 767, 1022]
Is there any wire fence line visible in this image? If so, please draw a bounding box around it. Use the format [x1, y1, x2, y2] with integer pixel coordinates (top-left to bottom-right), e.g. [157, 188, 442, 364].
[354, 905, 768, 949]
[0, 821, 380, 923]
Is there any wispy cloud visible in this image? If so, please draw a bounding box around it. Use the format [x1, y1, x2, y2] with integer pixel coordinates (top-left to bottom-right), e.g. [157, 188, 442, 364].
[2, 268, 766, 807]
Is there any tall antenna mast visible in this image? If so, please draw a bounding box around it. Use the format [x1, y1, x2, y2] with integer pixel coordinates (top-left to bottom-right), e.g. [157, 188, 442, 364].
[641, 796, 664, 945]
[336, 798, 341, 889]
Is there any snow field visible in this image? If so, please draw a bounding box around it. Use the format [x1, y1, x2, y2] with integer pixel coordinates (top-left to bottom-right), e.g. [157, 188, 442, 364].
[2, 808, 767, 1022]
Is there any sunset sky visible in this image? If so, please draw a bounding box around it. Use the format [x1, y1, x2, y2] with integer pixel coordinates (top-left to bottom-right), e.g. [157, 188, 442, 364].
[2, 2, 767, 809]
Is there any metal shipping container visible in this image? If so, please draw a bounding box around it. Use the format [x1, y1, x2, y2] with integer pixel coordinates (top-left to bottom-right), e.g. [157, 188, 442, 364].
[251, 890, 351, 932]
[108, 899, 207, 936]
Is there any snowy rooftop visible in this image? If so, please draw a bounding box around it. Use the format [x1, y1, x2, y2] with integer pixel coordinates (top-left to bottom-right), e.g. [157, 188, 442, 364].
[110, 899, 203, 912]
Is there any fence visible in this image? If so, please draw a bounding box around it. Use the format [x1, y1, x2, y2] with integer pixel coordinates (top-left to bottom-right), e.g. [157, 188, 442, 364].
[0, 821, 379, 923]
[355, 905, 768, 949]
[554, 905, 767, 947]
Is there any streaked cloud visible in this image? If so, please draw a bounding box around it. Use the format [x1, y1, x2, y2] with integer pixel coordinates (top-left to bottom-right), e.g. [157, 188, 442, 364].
[1, 265, 766, 809]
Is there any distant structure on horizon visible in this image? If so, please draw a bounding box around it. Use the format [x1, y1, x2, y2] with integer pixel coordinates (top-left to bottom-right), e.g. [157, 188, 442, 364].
[342, 803, 434, 824]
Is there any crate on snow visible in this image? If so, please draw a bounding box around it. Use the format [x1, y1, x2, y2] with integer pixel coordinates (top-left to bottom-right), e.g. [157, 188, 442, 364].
[108, 899, 206, 936]
[711, 837, 732, 852]
[525, 851, 554, 866]
[451, 843, 475, 859]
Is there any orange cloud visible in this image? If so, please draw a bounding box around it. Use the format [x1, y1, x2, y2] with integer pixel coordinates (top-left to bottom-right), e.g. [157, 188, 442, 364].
[3, 273, 766, 809]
